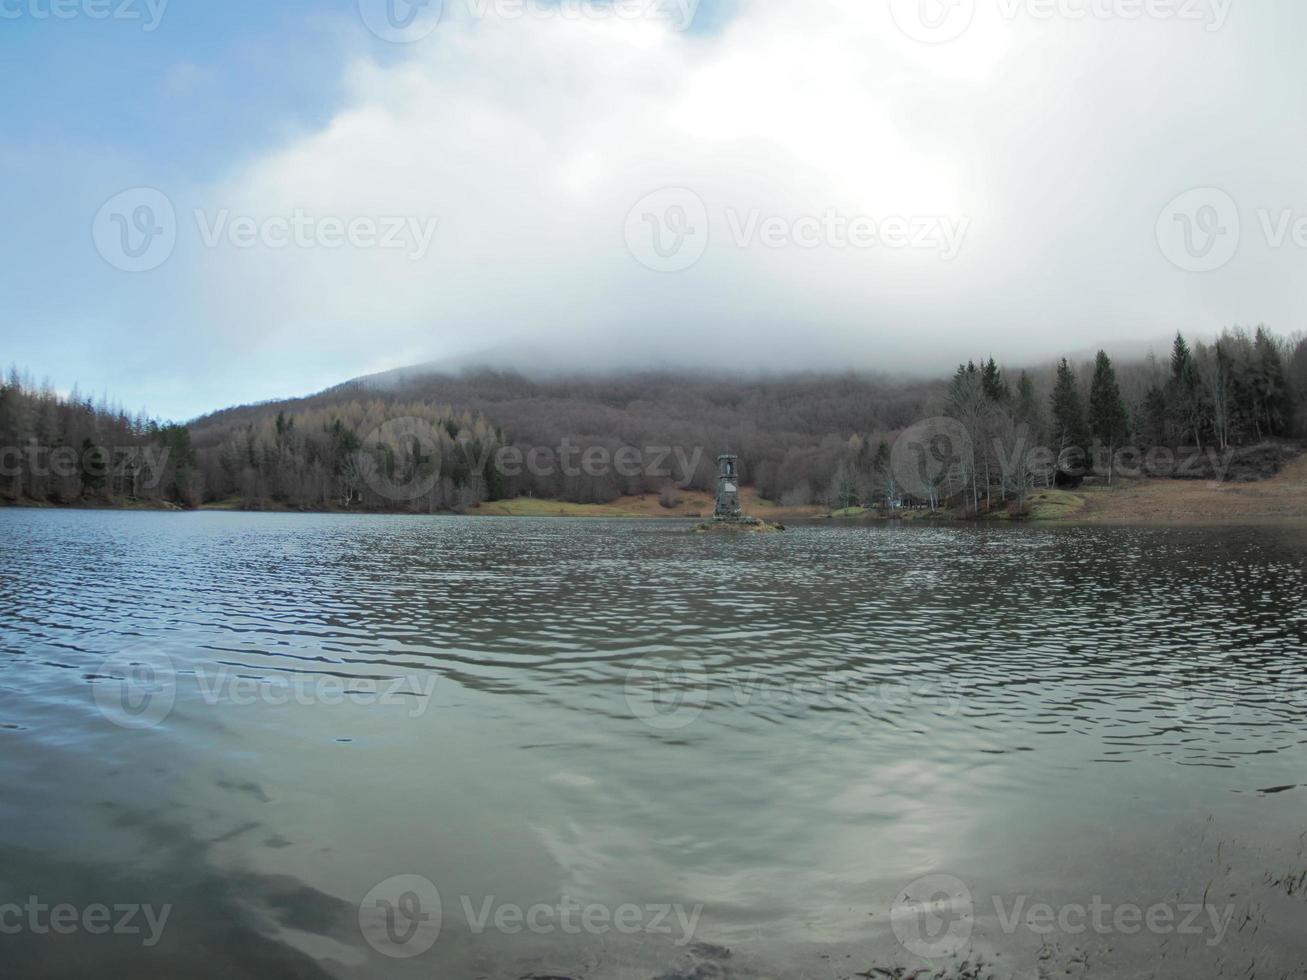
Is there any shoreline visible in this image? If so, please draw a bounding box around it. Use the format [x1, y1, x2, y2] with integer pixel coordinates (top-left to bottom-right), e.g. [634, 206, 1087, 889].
[4, 457, 1304, 527]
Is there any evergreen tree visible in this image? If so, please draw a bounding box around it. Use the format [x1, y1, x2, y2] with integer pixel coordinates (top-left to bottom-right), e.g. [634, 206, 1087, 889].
[1088, 351, 1129, 482]
[1050, 359, 1089, 480]
[1170, 332, 1193, 382]
[1167, 332, 1203, 447]
[1254, 326, 1291, 437]
[1015, 371, 1041, 432]
[1141, 386, 1168, 448]
[981, 358, 1009, 403]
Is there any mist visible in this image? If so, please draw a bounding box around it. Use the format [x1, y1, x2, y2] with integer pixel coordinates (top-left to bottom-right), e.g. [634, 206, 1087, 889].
[9, 0, 1307, 419]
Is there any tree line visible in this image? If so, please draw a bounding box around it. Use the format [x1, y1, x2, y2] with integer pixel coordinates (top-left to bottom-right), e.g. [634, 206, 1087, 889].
[4, 326, 1304, 512]
[851, 326, 1305, 515]
[0, 368, 198, 507]
[186, 369, 946, 511]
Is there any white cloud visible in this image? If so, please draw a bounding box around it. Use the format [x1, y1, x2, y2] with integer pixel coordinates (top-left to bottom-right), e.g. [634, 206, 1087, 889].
[182, 0, 1307, 378]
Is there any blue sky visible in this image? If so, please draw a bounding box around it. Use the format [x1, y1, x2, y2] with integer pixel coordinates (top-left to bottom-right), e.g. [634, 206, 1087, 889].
[2, 1, 1301, 420]
[3, 1, 353, 416]
[0, 0, 736, 418]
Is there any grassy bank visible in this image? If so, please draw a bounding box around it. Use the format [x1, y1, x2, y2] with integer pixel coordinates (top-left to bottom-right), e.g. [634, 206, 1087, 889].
[1068, 453, 1307, 524]
[11, 458, 1303, 525]
[474, 487, 825, 521]
[968, 454, 1307, 525]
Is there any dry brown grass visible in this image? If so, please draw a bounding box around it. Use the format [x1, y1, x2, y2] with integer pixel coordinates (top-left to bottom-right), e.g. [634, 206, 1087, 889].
[1072, 453, 1307, 525]
[474, 487, 826, 520]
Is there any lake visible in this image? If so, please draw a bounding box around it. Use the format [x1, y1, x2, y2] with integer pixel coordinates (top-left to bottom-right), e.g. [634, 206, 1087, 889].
[1, 509, 1304, 979]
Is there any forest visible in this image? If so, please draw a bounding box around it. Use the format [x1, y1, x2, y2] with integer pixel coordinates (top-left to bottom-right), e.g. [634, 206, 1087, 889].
[0, 367, 198, 508]
[2, 326, 1305, 514]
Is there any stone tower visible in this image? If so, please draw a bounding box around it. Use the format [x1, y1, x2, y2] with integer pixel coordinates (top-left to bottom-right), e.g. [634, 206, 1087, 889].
[714, 454, 743, 520]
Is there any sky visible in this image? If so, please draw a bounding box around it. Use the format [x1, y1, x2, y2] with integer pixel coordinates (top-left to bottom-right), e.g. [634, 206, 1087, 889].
[2, 0, 1305, 421]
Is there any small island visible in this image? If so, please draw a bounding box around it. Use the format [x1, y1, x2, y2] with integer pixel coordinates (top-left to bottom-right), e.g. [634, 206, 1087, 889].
[694, 455, 785, 533]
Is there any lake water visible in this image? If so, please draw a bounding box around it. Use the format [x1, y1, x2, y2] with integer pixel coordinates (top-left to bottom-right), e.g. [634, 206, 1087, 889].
[1, 510, 1305, 979]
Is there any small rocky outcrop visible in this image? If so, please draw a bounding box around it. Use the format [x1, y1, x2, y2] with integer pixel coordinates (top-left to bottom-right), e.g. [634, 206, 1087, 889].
[693, 518, 785, 534]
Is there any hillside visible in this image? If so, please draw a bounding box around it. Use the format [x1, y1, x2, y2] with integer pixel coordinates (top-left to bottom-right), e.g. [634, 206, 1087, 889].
[187, 368, 948, 509]
[6, 327, 1307, 516]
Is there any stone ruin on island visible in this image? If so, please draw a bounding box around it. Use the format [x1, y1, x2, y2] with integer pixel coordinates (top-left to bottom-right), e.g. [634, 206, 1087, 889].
[713, 454, 757, 524]
[697, 454, 781, 532]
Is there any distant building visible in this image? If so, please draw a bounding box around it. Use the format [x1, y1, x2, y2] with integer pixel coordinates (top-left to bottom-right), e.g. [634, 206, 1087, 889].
[714, 455, 743, 520]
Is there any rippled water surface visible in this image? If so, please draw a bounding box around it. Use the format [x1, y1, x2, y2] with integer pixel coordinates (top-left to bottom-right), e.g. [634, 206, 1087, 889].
[1, 510, 1305, 979]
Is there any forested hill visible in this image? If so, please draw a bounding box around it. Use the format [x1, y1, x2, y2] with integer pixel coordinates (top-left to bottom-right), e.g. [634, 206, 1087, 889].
[185, 369, 947, 509]
[4, 326, 1306, 513]
[188, 325, 1306, 512]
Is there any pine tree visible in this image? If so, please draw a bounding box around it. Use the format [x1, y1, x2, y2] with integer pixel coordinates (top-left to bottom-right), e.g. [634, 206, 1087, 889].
[1254, 326, 1291, 437]
[1170, 332, 1193, 383]
[1141, 386, 1168, 448]
[1167, 332, 1203, 447]
[1015, 371, 1041, 432]
[1050, 359, 1089, 481]
[981, 358, 1009, 403]
[1088, 351, 1129, 483]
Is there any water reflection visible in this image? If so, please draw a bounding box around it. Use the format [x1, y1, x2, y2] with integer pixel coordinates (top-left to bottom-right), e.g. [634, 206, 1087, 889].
[0, 511, 1305, 978]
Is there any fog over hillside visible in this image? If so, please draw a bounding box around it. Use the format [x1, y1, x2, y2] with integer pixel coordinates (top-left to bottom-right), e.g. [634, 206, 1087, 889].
[167, 326, 1305, 513]
[10, 3, 1307, 420]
